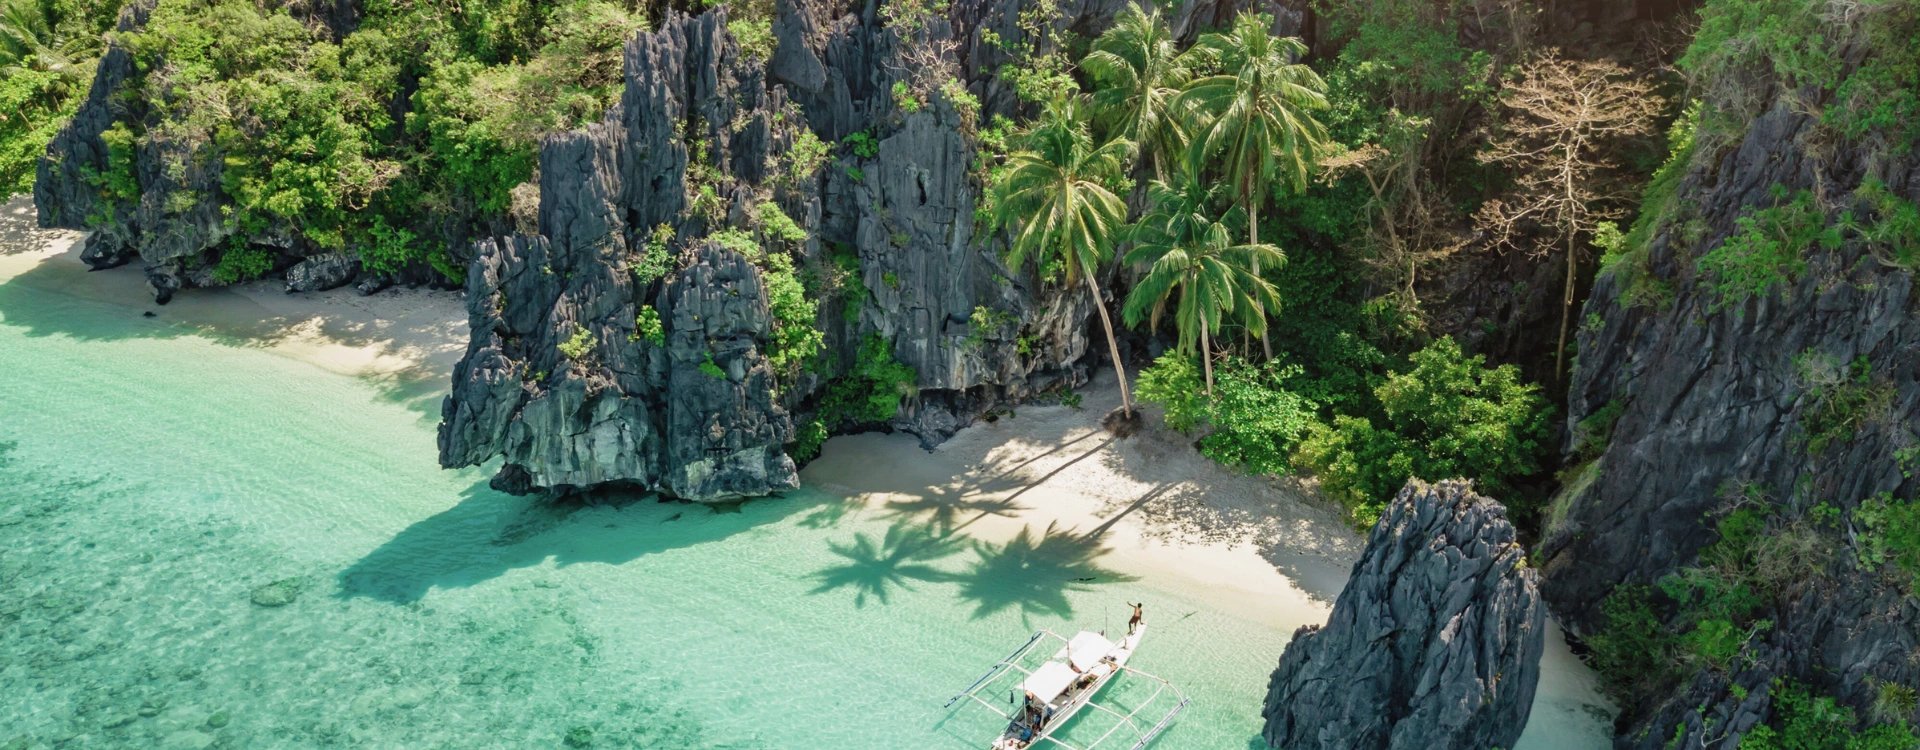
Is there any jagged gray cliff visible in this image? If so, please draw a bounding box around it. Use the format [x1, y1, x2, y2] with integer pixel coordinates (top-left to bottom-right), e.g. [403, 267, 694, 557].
[1540, 13, 1920, 746]
[436, 1, 1301, 498]
[1261, 479, 1545, 750]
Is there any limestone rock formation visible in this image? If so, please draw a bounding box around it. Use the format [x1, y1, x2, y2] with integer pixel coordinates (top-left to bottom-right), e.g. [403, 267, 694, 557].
[1540, 14, 1920, 745]
[439, 2, 1302, 498]
[1261, 479, 1545, 750]
[284, 254, 360, 294]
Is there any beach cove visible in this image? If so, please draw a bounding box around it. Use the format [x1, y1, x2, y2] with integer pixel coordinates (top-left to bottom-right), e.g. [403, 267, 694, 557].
[0, 200, 1612, 748]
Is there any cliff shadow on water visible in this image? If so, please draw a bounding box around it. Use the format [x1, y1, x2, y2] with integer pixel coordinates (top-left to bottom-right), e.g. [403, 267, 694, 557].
[336, 483, 821, 604]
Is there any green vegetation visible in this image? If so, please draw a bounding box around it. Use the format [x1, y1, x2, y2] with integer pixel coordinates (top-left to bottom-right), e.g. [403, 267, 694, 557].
[1794, 352, 1893, 455]
[819, 335, 916, 425]
[1697, 187, 1840, 311]
[1292, 337, 1550, 525]
[698, 352, 725, 379]
[783, 129, 830, 186]
[0, 0, 124, 195]
[557, 324, 596, 361]
[985, 96, 1137, 416]
[842, 130, 878, 159]
[1739, 679, 1916, 750]
[209, 243, 274, 284]
[964, 305, 1015, 350]
[1851, 179, 1920, 269]
[30, 0, 643, 275]
[1135, 352, 1317, 476]
[1854, 493, 1920, 591]
[1681, 0, 1920, 148]
[630, 305, 664, 346]
[633, 224, 675, 285]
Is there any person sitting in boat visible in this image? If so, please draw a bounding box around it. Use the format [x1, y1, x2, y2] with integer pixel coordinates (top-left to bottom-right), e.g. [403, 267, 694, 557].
[1128, 602, 1144, 634]
[1021, 691, 1047, 728]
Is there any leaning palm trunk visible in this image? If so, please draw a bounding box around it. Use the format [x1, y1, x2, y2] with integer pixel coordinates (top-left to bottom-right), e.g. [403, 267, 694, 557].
[1200, 317, 1215, 394]
[1085, 272, 1135, 414]
[1247, 190, 1271, 360]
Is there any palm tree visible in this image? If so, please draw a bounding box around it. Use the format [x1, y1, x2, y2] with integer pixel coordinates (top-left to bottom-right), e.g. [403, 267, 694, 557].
[989, 99, 1140, 419]
[1082, 2, 1191, 180]
[1123, 169, 1284, 393]
[0, 0, 93, 107]
[1179, 12, 1328, 358]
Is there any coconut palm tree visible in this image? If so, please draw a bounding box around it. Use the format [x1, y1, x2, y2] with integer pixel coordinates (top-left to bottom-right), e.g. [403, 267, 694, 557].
[0, 0, 91, 104]
[988, 98, 1140, 420]
[1082, 2, 1192, 180]
[1123, 170, 1284, 393]
[1179, 11, 1327, 358]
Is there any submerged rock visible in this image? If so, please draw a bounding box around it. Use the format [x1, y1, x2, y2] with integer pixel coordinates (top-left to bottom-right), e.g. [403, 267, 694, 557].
[247, 577, 307, 608]
[1260, 480, 1544, 750]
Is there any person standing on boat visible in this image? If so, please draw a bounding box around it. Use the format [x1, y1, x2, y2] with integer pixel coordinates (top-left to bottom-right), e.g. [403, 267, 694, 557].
[1127, 602, 1144, 634]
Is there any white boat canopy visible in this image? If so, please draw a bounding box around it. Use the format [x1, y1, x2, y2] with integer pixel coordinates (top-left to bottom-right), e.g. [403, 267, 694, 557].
[1022, 661, 1079, 703]
[1066, 632, 1113, 671]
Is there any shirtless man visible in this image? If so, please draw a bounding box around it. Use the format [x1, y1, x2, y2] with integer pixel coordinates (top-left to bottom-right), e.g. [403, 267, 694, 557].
[1127, 602, 1144, 634]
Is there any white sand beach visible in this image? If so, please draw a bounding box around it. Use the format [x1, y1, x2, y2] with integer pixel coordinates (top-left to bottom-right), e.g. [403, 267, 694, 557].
[0, 194, 1612, 745]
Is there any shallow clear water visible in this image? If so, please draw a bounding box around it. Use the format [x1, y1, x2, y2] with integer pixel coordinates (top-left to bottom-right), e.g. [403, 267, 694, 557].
[0, 275, 1613, 749]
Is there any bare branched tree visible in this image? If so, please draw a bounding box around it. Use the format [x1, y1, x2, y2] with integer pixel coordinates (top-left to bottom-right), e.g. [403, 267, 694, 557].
[1317, 108, 1467, 308]
[1476, 51, 1664, 380]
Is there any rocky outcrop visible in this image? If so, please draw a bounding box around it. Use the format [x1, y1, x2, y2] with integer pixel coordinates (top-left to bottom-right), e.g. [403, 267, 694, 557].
[1261, 480, 1544, 750]
[284, 254, 360, 293]
[438, 2, 1305, 497]
[1540, 11, 1920, 745]
[32, 0, 453, 303]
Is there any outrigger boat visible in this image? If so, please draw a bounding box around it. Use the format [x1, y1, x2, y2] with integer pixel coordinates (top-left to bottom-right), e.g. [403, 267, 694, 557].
[945, 625, 1189, 750]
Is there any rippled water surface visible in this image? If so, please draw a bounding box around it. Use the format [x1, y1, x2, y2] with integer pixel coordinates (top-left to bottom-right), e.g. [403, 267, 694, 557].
[0, 277, 1612, 749]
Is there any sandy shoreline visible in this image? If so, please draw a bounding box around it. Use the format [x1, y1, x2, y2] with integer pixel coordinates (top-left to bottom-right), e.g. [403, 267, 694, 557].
[0, 194, 1611, 742]
[0, 197, 469, 385]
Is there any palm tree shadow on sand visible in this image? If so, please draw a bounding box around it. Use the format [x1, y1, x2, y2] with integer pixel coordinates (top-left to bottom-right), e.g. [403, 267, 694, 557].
[337, 480, 821, 604]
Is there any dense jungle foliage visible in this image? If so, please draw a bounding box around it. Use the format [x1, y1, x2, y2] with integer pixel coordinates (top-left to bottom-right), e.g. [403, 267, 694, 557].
[2, 0, 646, 278]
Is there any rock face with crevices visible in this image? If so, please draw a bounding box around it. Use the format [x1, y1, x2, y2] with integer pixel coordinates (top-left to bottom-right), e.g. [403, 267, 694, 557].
[1537, 9, 1920, 745]
[436, 2, 1303, 498]
[1261, 479, 1545, 750]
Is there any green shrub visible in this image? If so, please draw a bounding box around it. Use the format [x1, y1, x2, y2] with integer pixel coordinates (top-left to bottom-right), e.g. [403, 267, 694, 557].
[891, 80, 922, 113]
[209, 243, 275, 284]
[1697, 187, 1839, 311]
[557, 324, 596, 360]
[783, 129, 831, 185]
[843, 130, 879, 159]
[1603, 100, 1699, 309]
[762, 251, 823, 373]
[1795, 353, 1893, 455]
[1587, 586, 1681, 698]
[698, 352, 726, 379]
[726, 16, 774, 61]
[1739, 679, 1916, 750]
[1853, 180, 1920, 268]
[1136, 354, 1209, 432]
[820, 335, 916, 425]
[1294, 336, 1550, 525]
[754, 202, 808, 244]
[1855, 493, 1920, 591]
[630, 305, 664, 346]
[633, 223, 674, 285]
[788, 418, 828, 463]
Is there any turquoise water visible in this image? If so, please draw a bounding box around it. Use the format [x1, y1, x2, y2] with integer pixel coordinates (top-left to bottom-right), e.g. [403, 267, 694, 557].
[0, 273, 1612, 749]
